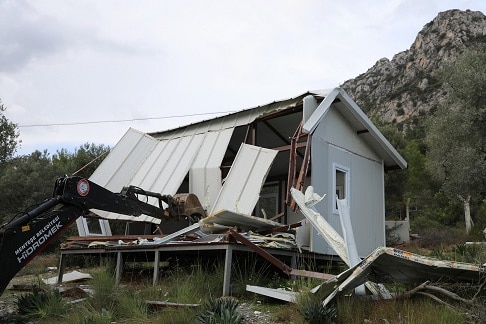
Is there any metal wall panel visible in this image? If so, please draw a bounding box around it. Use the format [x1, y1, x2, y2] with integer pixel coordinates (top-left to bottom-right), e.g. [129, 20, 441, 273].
[90, 128, 158, 190]
[210, 144, 278, 215]
[79, 128, 158, 236]
[310, 127, 385, 257]
[189, 128, 233, 210]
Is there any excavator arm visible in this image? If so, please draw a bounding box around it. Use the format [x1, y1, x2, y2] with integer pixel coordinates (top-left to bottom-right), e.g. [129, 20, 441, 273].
[0, 176, 173, 296]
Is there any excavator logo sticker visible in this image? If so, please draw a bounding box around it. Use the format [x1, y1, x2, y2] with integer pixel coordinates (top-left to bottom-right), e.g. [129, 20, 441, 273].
[77, 179, 90, 197]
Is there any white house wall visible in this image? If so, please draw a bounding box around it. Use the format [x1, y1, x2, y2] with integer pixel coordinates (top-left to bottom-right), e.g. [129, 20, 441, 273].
[309, 108, 386, 257]
[323, 108, 383, 163]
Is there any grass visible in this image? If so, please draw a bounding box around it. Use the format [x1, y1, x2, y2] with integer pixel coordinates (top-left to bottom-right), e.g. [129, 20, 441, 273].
[335, 296, 467, 323]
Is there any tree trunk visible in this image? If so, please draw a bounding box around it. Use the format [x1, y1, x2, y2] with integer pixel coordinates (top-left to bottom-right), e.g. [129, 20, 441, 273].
[405, 198, 410, 221]
[459, 195, 472, 234]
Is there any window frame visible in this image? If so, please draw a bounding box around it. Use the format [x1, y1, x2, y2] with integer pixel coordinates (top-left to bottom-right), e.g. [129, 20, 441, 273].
[332, 163, 350, 214]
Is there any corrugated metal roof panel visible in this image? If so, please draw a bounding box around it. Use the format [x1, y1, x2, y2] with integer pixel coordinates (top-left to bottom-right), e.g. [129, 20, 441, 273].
[149, 91, 327, 139]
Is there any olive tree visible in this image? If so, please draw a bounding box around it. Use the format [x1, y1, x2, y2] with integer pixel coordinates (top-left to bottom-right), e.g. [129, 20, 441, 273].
[0, 100, 20, 164]
[425, 50, 486, 233]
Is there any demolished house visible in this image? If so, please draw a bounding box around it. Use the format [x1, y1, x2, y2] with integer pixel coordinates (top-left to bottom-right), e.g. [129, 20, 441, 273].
[59, 88, 407, 293]
[75, 87, 406, 253]
[59, 87, 417, 296]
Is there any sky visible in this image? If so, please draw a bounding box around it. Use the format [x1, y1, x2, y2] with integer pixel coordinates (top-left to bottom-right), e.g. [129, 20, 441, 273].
[1, 0, 485, 156]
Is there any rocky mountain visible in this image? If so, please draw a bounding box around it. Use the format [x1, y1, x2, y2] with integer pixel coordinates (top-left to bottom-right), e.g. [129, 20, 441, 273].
[341, 9, 486, 131]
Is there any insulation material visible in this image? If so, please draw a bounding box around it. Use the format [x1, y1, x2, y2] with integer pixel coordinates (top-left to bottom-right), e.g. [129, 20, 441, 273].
[210, 144, 278, 215]
[200, 209, 282, 232]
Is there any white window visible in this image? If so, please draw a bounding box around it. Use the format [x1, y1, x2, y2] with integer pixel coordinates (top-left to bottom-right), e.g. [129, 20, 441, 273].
[333, 163, 350, 214]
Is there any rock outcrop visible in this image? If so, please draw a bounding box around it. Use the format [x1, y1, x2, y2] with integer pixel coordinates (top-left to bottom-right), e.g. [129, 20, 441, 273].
[341, 9, 486, 130]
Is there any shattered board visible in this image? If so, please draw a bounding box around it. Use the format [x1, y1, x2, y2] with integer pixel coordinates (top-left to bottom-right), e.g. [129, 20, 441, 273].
[201, 209, 282, 232]
[43, 270, 93, 285]
[318, 246, 485, 306]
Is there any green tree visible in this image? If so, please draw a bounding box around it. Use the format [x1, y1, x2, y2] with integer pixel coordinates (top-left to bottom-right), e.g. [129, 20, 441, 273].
[371, 114, 408, 219]
[0, 100, 20, 165]
[0, 151, 58, 224]
[0, 143, 110, 227]
[425, 50, 486, 233]
[52, 143, 110, 178]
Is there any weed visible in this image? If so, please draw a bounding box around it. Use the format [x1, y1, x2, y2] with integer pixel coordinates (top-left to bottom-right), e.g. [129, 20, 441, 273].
[231, 254, 272, 296]
[296, 291, 336, 324]
[115, 289, 149, 320]
[196, 297, 243, 324]
[431, 244, 445, 259]
[161, 261, 224, 303]
[16, 286, 68, 319]
[77, 305, 114, 324]
[335, 296, 466, 323]
[88, 265, 117, 311]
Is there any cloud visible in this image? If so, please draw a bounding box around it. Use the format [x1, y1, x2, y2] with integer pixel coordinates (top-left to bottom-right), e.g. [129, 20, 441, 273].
[0, 0, 484, 156]
[0, 1, 70, 72]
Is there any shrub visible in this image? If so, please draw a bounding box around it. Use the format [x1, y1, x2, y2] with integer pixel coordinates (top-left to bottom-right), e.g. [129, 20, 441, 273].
[415, 227, 468, 248]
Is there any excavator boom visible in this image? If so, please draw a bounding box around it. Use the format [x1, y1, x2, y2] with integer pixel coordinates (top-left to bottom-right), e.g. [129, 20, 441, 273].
[0, 176, 172, 296]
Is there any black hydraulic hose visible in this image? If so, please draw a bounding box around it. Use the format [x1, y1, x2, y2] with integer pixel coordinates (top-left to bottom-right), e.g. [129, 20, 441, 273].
[4, 196, 61, 230]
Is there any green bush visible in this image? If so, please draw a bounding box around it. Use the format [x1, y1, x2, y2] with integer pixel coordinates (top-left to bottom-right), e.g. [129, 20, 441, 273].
[410, 215, 443, 234]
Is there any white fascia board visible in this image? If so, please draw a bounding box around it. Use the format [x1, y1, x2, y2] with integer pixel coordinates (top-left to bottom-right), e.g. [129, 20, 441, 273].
[302, 88, 407, 169]
[302, 88, 340, 133]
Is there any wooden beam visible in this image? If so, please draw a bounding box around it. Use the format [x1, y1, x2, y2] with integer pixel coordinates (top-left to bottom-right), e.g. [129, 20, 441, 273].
[290, 135, 312, 210]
